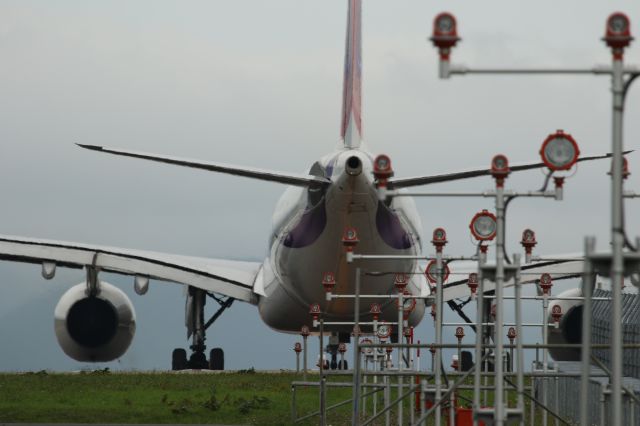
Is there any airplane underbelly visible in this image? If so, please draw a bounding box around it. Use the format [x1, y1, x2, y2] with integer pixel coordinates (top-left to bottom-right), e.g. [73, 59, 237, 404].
[258, 193, 426, 333]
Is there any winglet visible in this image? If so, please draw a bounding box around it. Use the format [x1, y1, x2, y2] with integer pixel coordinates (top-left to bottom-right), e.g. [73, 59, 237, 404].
[340, 0, 363, 149]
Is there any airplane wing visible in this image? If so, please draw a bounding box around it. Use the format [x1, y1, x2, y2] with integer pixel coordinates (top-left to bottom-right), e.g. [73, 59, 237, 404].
[0, 234, 261, 304]
[77, 144, 331, 188]
[441, 257, 584, 302]
[389, 152, 629, 188]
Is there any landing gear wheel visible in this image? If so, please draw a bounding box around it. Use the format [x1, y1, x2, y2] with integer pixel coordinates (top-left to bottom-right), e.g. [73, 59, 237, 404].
[172, 348, 188, 371]
[338, 360, 349, 370]
[209, 348, 224, 370]
[188, 351, 208, 370]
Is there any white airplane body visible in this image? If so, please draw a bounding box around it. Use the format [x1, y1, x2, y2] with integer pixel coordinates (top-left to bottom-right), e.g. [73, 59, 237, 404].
[0, 0, 612, 369]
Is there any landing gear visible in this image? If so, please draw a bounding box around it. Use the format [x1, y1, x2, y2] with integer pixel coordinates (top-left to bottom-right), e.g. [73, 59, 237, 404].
[172, 348, 188, 370]
[171, 287, 234, 371]
[325, 332, 350, 370]
[209, 348, 224, 370]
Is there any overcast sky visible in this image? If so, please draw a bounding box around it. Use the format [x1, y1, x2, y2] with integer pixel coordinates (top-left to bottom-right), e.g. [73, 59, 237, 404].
[1, 1, 640, 371]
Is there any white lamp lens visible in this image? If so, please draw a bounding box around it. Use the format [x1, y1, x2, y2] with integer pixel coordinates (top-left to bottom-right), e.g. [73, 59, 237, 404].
[611, 16, 628, 33]
[545, 137, 576, 168]
[438, 16, 454, 33]
[473, 215, 496, 238]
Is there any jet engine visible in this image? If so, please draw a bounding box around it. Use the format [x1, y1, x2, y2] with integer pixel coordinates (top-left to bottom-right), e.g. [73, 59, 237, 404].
[546, 287, 583, 361]
[54, 281, 136, 362]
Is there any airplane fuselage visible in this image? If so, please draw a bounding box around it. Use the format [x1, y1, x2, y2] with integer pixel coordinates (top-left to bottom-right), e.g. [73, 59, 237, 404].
[257, 148, 427, 334]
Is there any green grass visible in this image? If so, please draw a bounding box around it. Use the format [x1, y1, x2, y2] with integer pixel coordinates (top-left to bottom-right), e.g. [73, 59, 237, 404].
[0, 370, 564, 425]
[0, 370, 354, 425]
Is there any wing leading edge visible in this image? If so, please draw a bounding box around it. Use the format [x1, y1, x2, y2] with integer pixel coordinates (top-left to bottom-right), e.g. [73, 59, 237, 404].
[389, 152, 631, 188]
[0, 235, 261, 304]
[77, 144, 330, 188]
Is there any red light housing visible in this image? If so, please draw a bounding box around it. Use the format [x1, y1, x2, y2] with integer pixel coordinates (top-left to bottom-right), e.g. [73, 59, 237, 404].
[338, 343, 347, 354]
[425, 259, 451, 284]
[539, 130, 580, 171]
[467, 273, 479, 296]
[430, 12, 460, 59]
[603, 12, 633, 52]
[294, 342, 302, 353]
[491, 154, 510, 185]
[300, 325, 310, 337]
[540, 273, 553, 295]
[507, 327, 517, 341]
[370, 303, 382, 321]
[521, 228, 537, 254]
[455, 326, 465, 341]
[321, 271, 336, 293]
[309, 303, 321, 320]
[551, 305, 563, 324]
[432, 227, 448, 252]
[469, 210, 498, 241]
[394, 273, 409, 291]
[342, 227, 360, 252]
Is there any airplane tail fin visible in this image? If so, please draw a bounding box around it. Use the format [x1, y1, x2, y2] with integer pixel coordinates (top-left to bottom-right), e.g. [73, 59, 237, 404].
[340, 0, 363, 149]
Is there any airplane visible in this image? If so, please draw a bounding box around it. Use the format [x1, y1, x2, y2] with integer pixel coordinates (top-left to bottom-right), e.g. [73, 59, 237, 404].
[0, 0, 615, 371]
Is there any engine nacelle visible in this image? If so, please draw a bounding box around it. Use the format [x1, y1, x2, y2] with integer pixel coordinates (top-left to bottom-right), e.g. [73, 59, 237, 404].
[546, 287, 583, 361]
[54, 281, 136, 362]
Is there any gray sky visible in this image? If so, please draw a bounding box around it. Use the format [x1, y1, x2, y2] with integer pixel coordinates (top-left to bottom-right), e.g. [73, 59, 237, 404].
[1, 0, 640, 371]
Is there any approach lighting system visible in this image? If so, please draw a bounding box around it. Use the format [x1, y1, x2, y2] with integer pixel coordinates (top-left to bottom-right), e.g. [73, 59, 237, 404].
[551, 305, 562, 327]
[520, 229, 537, 262]
[430, 12, 460, 59]
[394, 273, 409, 291]
[467, 273, 479, 297]
[294, 342, 302, 353]
[610, 157, 631, 179]
[396, 290, 416, 318]
[376, 322, 392, 340]
[342, 227, 359, 254]
[360, 338, 374, 356]
[309, 303, 321, 322]
[604, 12, 633, 52]
[373, 154, 393, 182]
[300, 325, 310, 337]
[539, 273, 553, 295]
[469, 209, 497, 241]
[623, 157, 631, 179]
[370, 303, 381, 321]
[539, 130, 580, 172]
[425, 259, 451, 284]
[431, 227, 448, 252]
[491, 154, 510, 186]
[321, 272, 336, 293]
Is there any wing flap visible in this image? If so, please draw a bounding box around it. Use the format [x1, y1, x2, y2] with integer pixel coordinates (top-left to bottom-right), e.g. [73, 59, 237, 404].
[0, 235, 260, 304]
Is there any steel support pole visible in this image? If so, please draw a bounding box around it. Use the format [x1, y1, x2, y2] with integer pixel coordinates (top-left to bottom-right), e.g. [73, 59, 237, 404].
[514, 254, 525, 426]
[580, 237, 596, 426]
[385, 375, 391, 426]
[352, 267, 362, 425]
[373, 319, 378, 417]
[473, 264, 485, 426]
[494, 184, 506, 425]
[303, 335, 308, 381]
[542, 287, 549, 426]
[420, 379, 427, 426]
[435, 249, 444, 426]
[398, 290, 404, 426]
[610, 54, 625, 426]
